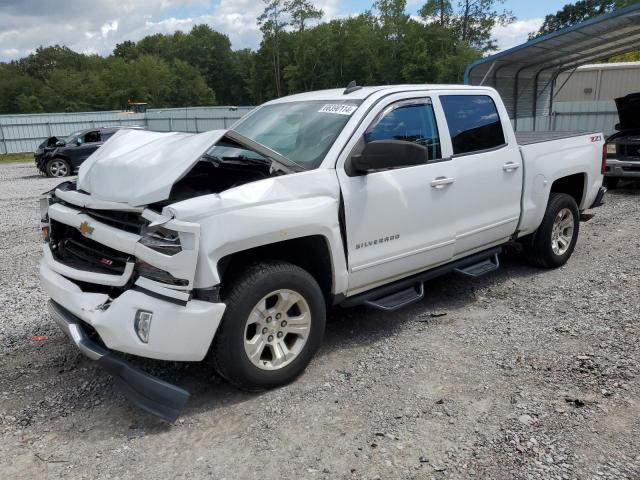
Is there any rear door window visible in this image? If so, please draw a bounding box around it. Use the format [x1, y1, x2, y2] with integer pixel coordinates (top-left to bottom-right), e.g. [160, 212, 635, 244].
[440, 95, 505, 155]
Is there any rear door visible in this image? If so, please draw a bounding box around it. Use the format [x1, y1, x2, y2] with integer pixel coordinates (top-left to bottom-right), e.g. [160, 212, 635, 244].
[337, 93, 457, 293]
[436, 93, 522, 256]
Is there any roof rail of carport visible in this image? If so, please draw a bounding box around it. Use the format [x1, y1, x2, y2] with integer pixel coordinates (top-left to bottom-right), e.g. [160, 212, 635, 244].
[464, 3, 640, 127]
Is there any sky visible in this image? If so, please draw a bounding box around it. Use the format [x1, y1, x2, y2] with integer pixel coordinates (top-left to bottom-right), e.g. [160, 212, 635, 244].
[0, 0, 570, 62]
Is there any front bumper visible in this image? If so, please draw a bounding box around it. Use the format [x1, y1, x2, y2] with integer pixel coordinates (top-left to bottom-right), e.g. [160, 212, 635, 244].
[48, 300, 190, 422]
[605, 158, 640, 178]
[35, 155, 45, 172]
[40, 260, 226, 361]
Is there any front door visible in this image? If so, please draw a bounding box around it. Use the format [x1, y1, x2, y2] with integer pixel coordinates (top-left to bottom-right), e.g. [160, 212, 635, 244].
[337, 94, 457, 294]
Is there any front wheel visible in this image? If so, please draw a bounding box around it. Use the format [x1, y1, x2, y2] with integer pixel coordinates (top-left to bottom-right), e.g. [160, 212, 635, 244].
[524, 193, 580, 269]
[211, 261, 326, 391]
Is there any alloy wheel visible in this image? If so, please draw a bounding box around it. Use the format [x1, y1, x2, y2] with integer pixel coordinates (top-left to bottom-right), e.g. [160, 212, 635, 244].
[243, 289, 311, 371]
[551, 207, 574, 256]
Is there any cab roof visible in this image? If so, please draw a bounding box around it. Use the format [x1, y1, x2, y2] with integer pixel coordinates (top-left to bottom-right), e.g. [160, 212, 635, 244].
[265, 84, 491, 104]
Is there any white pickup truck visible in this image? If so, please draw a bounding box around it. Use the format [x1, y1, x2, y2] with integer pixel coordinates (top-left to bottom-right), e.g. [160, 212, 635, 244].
[40, 84, 606, 421]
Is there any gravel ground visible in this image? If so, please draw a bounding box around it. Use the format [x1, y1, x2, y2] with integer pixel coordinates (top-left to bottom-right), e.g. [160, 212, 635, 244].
[1, 161, 639, 480]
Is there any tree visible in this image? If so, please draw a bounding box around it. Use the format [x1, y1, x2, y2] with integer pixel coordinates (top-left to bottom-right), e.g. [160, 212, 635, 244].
[285, 0, 323, 32]
[15, 94, 43, 113]
[374, 0, 409, 39]
[419, 0, 512, 52]
[455, 0, 514, 51]
[172, 25, 235, 103]
[530, 0, 635, 38]
[258, 0, 289, 97]
[169, 59, 216, 107]
[419, 0, 453, 27]
[112, 40, 139, 61]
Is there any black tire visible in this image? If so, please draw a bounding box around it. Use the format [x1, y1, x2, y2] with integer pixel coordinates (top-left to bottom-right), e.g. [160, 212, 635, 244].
[211, 261, 326, 391]
[524, 193, 580, 269]
[46, 158, 71, 178]
[604, 177, 620, 189]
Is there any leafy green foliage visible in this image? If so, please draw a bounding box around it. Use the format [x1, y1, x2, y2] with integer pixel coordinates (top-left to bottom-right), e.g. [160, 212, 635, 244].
[0, 0, 512, 114]
[530, 0, 636, 39]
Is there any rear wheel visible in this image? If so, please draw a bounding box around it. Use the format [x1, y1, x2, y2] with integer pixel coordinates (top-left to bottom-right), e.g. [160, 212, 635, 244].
[524, 193, 580, 269]
[211, 261, 326, 391]
[46, 158, 71, 178]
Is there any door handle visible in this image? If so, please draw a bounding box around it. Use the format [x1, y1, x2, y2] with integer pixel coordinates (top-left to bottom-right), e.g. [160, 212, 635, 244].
[430, 177, 455, 188]
[503, 162, 520, 172]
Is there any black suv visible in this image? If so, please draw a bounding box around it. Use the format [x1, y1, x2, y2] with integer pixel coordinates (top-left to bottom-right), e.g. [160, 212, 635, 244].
[35, 126, 143, 177]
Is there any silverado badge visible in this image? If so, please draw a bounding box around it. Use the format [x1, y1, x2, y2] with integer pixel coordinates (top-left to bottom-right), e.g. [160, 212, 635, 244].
[78, 221, 94, 237]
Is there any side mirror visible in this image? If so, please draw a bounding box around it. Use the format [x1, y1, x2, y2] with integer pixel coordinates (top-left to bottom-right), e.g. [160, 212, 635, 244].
[55, 140, 65, 147]
[349, 140, 426, 174]
[615, 123, 621, 131]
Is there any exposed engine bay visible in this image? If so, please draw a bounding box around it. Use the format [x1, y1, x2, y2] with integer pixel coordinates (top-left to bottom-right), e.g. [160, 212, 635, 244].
[76, 128, 301, 207]
[166, 154, 273, 204]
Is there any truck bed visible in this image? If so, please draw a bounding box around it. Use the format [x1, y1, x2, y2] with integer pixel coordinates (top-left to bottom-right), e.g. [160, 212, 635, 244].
[516, 131, 597, 145]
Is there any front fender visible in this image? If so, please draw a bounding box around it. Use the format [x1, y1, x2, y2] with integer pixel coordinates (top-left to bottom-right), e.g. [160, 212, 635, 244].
[165, 169, 347, 294]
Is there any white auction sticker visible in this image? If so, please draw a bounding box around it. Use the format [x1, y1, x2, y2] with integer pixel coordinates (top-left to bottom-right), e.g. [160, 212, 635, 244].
[318, 104, 358, 115]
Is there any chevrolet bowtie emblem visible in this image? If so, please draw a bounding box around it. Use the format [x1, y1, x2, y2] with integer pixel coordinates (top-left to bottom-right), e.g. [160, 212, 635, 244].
[79, 221, 94, 237]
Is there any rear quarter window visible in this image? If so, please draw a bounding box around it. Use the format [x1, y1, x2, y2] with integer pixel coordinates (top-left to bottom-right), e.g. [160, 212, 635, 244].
[440, 95, 505, 155]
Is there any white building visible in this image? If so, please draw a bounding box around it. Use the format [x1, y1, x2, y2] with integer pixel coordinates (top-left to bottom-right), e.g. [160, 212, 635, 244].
[555, 62, 640, 102]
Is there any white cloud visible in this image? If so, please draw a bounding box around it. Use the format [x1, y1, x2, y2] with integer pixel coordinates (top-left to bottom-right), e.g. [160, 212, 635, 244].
[0, 0, 210, 60]
[0, 1, 540, 61]
[492, 18, 543, 52]
[101, 20, 119, 38]
[0, 0, 356, 60]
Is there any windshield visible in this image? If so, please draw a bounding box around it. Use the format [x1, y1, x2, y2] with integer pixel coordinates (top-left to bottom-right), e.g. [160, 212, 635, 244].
[61, 130, 85, 144]
[231, 100, 362, 169]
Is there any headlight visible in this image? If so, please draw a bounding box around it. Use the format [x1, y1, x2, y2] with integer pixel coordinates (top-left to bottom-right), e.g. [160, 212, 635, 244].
[139, 225, 182, 255]
[135, 260, 189, 286]
[606, 143, 616, 155]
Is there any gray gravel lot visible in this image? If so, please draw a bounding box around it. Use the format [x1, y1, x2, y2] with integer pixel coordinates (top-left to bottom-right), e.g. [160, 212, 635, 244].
[1, 161, 639, 480]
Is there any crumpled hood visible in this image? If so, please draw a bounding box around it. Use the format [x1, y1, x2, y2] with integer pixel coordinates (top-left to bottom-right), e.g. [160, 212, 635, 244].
[615, 93, 640, 131]
[77, 129, 226, 206]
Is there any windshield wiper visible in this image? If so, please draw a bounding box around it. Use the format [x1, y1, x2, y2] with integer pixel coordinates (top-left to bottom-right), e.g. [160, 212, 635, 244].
[222, 155, 270, 166]
[224, 130, 307, 174]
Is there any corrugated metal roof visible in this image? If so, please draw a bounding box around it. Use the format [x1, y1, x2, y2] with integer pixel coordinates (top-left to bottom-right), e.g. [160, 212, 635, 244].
[464, 3, 640, 126]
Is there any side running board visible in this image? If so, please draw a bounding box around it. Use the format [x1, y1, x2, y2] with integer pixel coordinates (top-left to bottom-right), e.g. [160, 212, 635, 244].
[364, 283, 424, 311]
[453, 253, 500, 277]
[340, 247, 502, 312]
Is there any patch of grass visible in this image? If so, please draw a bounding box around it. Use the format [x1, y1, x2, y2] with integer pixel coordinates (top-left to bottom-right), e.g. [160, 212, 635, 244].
[0, 152, 33, 164]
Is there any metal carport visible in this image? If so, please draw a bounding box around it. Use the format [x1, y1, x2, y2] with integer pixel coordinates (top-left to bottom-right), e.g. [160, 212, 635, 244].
[464, 3, 640, 131]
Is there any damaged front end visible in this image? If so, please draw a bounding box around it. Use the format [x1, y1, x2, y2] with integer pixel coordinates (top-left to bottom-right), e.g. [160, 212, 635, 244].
[40, 128, 303, 421]
[40, 182, 222, 422]
[34, 136, 61, 173]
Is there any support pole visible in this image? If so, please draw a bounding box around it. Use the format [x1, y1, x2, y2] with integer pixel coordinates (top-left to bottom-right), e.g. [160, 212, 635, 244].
[532, 69, 541, 131]
[553, 66, 578, 100]
[479, 61, 496, 86]
[0, 122, 6, 154]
